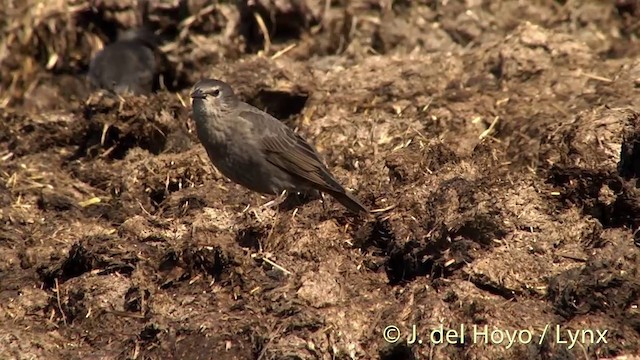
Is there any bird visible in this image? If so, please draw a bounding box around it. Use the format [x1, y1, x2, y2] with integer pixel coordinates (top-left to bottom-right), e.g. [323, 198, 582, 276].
[88, 28, 160, 95]
[190, 78, 370, 215]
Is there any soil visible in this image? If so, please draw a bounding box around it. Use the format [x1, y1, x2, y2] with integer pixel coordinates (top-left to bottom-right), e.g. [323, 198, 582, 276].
[1, 1, 640, 359]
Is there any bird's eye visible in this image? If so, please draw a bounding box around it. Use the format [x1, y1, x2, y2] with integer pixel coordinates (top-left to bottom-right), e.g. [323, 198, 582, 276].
[211, 89, 221, 97]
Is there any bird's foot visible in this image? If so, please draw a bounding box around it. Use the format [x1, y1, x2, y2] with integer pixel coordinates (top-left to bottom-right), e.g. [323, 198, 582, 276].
[242, 190, 289, 220]
[277, 190, 321, 212]
[262, 190, 289, 210]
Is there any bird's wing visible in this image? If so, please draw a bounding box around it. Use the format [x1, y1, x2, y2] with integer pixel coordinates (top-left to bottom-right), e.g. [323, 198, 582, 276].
[238, 108, 344, 192]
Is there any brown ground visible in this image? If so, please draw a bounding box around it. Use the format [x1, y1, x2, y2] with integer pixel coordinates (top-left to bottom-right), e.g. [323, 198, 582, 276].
[1, 0, 640, 359]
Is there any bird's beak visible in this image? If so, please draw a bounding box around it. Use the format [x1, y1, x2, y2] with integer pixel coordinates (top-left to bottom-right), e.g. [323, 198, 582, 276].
[190, 88, 206, 99]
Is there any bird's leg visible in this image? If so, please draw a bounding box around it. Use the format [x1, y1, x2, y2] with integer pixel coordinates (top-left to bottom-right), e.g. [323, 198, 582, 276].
[242, 190, 288, 216]
[259, 189, 289, 210]
[319, 191, 328, 212]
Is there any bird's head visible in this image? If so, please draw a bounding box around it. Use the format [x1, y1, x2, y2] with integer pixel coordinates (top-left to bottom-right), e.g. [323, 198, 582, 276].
[190, 79, 237, 115]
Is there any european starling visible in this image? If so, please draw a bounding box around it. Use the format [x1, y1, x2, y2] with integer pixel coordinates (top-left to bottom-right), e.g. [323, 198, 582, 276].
[88, 28, 159, 95]
[190, 79, 369, 215]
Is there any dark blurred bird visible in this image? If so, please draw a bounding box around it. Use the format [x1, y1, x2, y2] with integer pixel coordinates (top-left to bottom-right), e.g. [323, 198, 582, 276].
[88, 28, 160, 95]
[190, 78, 369, 215]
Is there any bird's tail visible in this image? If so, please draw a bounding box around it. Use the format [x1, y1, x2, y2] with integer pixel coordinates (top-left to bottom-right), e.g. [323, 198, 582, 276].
[326, 188, 370, 215]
